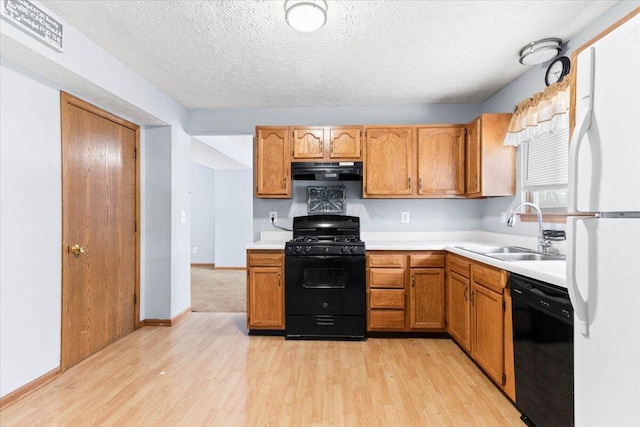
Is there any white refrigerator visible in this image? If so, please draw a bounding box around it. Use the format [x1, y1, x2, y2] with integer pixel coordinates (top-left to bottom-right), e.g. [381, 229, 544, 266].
[566, 11, 640, 427]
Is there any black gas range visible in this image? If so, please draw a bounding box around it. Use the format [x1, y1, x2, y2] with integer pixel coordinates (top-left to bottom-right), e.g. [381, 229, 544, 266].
[284, 215, 366, 340]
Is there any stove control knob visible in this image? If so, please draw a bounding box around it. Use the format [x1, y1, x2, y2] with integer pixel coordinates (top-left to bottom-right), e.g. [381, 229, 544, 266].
[350, 246, 358, 253]
[341, 246, 349, 254]
[323, 247, 329, 254]
[304, 246, 311, 253]
[295, 245, 302, 254]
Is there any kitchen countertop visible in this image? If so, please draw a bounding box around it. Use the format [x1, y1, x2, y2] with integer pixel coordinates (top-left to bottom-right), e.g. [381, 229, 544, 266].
[247, 230, 567, 289]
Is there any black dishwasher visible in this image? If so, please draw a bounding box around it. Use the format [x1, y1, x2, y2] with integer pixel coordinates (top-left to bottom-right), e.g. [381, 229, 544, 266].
[511, 273, 574, 427]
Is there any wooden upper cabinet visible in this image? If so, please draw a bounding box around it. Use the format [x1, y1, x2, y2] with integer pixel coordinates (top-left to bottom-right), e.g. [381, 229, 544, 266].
[291, 126, 363, 161]
[292, 127, 324, 160]
[466, 118, 481, 195]
[364, 126, 414, 197]
[328, 127, 362, 160]
[255, 127, 291, 198]
[465, 114, 515, 198]
[417, 126, 466, 196]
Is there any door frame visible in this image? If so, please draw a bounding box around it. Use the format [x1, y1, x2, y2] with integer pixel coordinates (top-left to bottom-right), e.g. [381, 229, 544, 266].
[60, 92, 141, 371]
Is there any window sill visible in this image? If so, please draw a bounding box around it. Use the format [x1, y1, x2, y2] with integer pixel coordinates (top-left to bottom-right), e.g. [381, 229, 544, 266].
[517, 212, 592, 224]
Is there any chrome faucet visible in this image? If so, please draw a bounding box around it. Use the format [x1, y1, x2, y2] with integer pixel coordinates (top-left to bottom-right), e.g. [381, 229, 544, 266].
[507, 202, 556, 254]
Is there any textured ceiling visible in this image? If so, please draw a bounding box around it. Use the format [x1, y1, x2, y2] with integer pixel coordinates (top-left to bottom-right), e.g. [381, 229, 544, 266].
[41, 0, 618, 109]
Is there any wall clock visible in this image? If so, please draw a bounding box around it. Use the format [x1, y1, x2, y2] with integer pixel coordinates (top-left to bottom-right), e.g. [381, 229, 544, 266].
[545, 56, 571, 86]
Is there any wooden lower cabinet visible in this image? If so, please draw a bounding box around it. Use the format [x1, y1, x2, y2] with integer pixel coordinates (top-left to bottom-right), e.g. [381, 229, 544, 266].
[368, 252, 406, 331]
[447, 270, 471, 352]
[409, 268, 445, 329]
[246, 250, 284, 330]
[367, 251, 446, 332]
[446, 253, 514, 401]
[471, 280, 505, 385]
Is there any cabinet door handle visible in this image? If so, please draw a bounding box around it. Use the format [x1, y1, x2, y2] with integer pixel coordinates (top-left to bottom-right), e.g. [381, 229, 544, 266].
[408, 177, 412, 190]
[470, 289, 475, 305]
[419, 177, 423, 190]
[282, 176, 287, 189]
[464, 285, 468, 301]
[412, 274, 415, 288]
[475, 176, 478, 187]
[278, 274, 281, 287]
[330, 141, 334, 153]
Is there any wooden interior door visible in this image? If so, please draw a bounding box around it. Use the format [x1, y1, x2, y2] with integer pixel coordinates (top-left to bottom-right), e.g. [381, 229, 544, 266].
[61, 92, 139, 370]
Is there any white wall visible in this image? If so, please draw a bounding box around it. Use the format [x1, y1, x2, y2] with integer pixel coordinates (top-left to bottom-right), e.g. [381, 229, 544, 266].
[1, 1, 192, 397]
[187, 104, 482, 135]
[255, 180, 484, 241]
[144, 126, 173, 319]
[214, 169, 253, 267]
[0, 62, 62, 397]
[191, 163, 216, 264]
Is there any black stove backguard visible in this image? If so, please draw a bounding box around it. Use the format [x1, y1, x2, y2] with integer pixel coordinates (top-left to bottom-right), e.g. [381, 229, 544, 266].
[285, 215, 366, 340]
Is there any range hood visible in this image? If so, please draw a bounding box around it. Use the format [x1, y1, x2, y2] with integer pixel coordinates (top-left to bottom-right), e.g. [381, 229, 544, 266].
[291, 162, 363, 181]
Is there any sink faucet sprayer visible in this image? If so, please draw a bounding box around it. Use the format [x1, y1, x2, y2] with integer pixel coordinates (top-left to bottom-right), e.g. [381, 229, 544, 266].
[507, 202, 556, 254]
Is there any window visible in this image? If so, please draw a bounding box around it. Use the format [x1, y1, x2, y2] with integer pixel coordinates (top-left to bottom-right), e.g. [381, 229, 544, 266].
[504, 80, 571, 222]
[521, 127, 569, 215]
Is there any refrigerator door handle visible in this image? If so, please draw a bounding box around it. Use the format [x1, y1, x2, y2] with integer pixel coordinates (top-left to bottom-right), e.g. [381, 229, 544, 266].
[568, 47, 595, 214]
[566, 216, 589, 336]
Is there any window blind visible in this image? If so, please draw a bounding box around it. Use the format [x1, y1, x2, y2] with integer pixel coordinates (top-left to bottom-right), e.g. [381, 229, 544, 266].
[521, 127, 569, 189]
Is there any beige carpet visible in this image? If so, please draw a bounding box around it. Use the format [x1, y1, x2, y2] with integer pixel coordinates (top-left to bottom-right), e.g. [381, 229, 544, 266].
[191, 266, 246, 313]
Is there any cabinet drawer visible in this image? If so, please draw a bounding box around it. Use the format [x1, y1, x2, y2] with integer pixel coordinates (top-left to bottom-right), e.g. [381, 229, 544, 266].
[472, 263, 507, 293]
[369, 268, 405, 288]
[370, 289, 405, 309]
[368, 253, 405, 268]
[248, 252, 283, 267]
[409, 253, 445, 268]
[369, 309, 405, 330]
[448, 254, 471, 278]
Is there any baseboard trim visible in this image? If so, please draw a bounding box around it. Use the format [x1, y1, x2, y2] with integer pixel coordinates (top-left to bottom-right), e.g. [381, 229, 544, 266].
[141, 306, 192, 327]
[191, 263, 215, 268]
[213, 266, 246, 271]
[0, 367, 61, 410]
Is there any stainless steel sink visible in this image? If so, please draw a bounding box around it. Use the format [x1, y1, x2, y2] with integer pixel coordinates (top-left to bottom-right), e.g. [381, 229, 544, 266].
[488, 253, 566, 261]
[456, 246, 566, 261]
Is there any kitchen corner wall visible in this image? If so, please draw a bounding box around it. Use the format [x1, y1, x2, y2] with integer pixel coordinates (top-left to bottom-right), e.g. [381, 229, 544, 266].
[480, 0, 640, 237]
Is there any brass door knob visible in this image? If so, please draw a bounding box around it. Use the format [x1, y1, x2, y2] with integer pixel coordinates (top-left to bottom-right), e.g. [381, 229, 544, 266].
[70, 245, 86, 254]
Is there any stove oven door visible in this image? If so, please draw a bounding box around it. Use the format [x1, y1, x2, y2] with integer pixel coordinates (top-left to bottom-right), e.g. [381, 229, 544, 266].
[285, 255, 365, 316]
[285, 255, 366, 339]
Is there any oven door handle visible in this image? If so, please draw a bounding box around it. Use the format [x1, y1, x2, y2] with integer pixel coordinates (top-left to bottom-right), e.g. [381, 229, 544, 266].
[303, 283, 346, 289]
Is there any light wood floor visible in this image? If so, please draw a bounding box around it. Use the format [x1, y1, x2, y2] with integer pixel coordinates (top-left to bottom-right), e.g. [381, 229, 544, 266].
[0, 313, 524, 426]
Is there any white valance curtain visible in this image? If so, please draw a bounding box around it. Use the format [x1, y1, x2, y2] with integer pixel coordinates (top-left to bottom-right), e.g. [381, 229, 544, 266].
[504, 79, 570, 147]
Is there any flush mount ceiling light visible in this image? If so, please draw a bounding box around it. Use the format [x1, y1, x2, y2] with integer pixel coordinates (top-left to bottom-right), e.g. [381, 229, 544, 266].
[519, 38, 562, 65]
[285, 0, 328, 33]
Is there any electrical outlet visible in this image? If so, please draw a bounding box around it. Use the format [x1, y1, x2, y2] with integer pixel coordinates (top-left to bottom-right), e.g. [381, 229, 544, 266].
[192, 247, 198, 254]
[401, 212, 410, 223]
[269, 211, 277, 223]
[500, 211, 507, 224]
